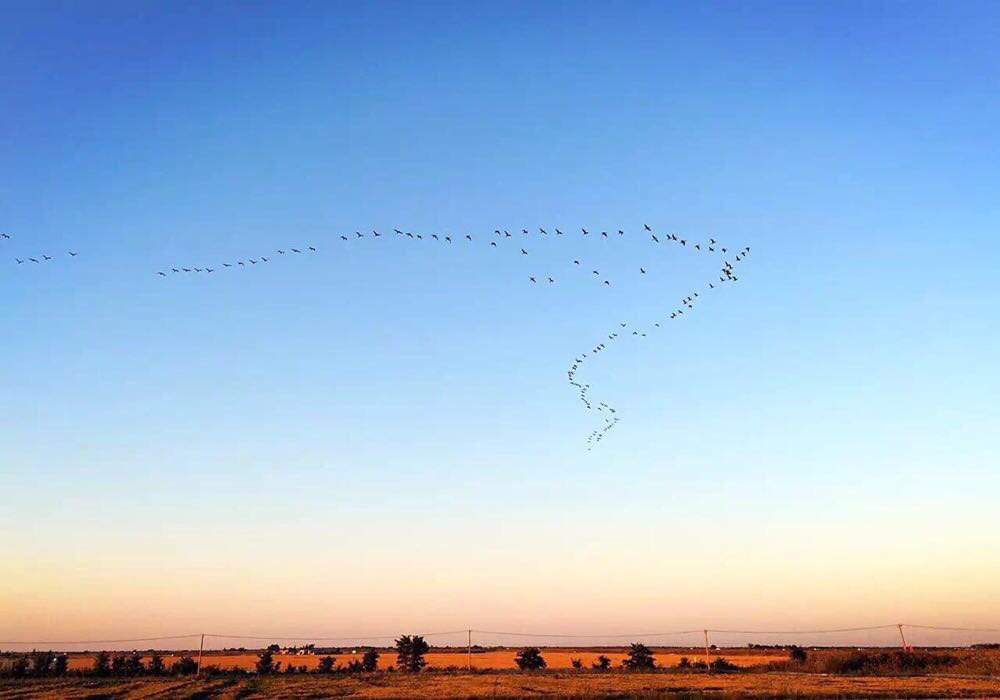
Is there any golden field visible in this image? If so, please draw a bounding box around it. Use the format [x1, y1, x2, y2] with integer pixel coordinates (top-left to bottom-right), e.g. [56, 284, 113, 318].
[3, 670, 1000, 699]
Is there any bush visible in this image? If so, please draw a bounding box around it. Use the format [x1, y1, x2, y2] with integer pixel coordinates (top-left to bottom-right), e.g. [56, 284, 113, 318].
[172, 656, 198, 675]
[30, 651, 57, 677]
[123, 652, 145, 676]
[592, 655, 611, 671]
[148, 653, 165, 674]
[6, 655, 29, 678]
[52, 654, 68, 676]
[677, 656, 691, 669]
[362, 649, 380, 672]
[822, 650, 958, 675]
[709, 657, 740, 672]
[395, 635, 430, 673]
[788, 645, 808, 663]
[570, 658, 583, 669]
[622, 643, 656, 670]
[92, 651, 111, 676]
[345, 659, 365, 673]
[514, 647, 546, 671]
[255, 649, 276, 674]
[316, 656, 336, 673]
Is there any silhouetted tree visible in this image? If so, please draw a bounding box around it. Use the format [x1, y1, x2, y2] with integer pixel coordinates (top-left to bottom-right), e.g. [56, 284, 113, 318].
[316, 655, 336, 673]
[148, 653, 165, 674]
[592, 655, 611, 671]
[111, 654, 128, 676]
[709, 657, 739, 672]
[8, 655, 29, 678]
[395, 635, 430, 673]
[256, 649, 276, 674]
[788, 645, 808, 663]
[362, 649, 380, 672]
[622, 643, 655, 670]
[123, 652, 145, 676]
[92, 651, 111, 676]
[345, 659, 365, 673]
[52, 654, 68, 676]
[570, 658, 583, 669]
[172, 656, 198, 675]
[677, 656, 691, 669]
[30, 651, 56, 677]
[514, 647, 546, 671]
[267, 644, 281, 652]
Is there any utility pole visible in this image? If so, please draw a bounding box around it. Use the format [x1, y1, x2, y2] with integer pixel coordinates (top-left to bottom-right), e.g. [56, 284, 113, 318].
[197, 634, 205, 676]
[467, 629, 472, 672]
[897, 624, 910, 652]
[704, 629, 711, 671]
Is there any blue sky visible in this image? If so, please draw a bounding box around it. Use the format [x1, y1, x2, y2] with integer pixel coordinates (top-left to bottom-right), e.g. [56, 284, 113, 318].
[1, 1, 998, 642]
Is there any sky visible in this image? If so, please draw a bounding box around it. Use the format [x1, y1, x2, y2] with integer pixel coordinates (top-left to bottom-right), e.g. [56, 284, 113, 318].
[1, 1, 998, 649]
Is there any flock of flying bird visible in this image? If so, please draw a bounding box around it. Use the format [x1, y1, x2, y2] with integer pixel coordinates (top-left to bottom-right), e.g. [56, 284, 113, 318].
[7, 224, 750, 447]
[1, 232, 79, 264]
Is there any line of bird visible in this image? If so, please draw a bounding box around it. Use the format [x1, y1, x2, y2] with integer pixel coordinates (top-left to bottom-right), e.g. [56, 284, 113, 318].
[151, 223, 751, 447]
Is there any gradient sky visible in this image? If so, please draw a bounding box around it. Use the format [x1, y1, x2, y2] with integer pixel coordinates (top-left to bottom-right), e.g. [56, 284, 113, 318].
[2, 1, 998, 648]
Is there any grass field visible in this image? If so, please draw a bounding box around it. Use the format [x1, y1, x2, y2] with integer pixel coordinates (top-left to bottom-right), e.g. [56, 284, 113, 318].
[4, 670, 1000, 699]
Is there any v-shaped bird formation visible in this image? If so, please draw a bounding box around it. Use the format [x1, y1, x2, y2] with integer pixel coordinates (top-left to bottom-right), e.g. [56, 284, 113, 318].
[8, 223, 750, 448]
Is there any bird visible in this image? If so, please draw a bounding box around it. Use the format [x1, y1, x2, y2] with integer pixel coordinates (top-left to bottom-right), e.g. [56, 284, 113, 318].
[651, 234, 659, 243]
[644, 224, 651, 231]
[521, 248, 528, 255]
[16, 258, 23, 264]
[238, 262, 245, 266]
[194, 267, 203, 272]
[505, 231, 511, 237]
[592, 270, 599, 275]
[490, 241, 497, 247]
[309, 246, 317, 252]
[206, 268, 214, 273]
[539, 228, 547, 234]
[406, 232, 414, 238]
[157, 271, 166, 276]
[278, 249, 286, 254]
[710, 238, 716, 244]
[604, 280, 610, 285]
[68, 251, 77, 256]
[548, 277, 554, 283]
[601, 231, 608, 238]
[695, 244, 701, 250]
[445, 236, 452, 243]
[1, 233, 10, 239]
[522, 229, 529, 235]
[618, 229, 624, 236]
[373, 230, 381, 237]
[465, 234, 472, 241]
[555, 228, 564, 235]
[291, 248, 301, 253]
[223, 264, 231, 268]
[582, 228, 589, 235]
[249, 260, 257, 265]
[530, 277, 537, 283]
[680, 239, 686, 246]
[432, 234, 439, 240]
[340, 236, 348, 241]
[261, 257, 268, 262]
[183, 267, 192, 272]
[356, 232, 364, 238]
[640, 268, 646, 274]
[393, 229, 403, 235]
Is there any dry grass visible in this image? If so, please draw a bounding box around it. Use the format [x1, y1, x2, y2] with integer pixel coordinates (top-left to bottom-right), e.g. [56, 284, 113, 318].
[4, 671, 1000, 699]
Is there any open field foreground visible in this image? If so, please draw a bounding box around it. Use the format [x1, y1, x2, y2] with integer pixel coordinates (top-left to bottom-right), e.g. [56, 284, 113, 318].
[3, 671, 1000, 699]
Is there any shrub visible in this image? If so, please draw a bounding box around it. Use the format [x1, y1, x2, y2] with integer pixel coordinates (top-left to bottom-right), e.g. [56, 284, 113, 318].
[822, 650, 958, 675]
[255, 649, 276, 674]
[148, 653, 165, 674]
[622, 643, 655, 670]
[788, 645, 808, 663]
[30, 651, 57, 677]
[570, 658, 583, 669]
[592, 655, 611, 671]
[395, 635, 430, 673]
[52, 654, 68, 676]
[677, 656, 691, 669]
[514, 647, 546, 671]
[92, 651, 111, 676]
[362, 649, 380, 672]
[316, 656, 336, 673]
[283, 662, 296, 674]
[345, 659, 365, 673]
[6, 655, 30, 678]
[123, 652, 145, 676]
[111, 654, 128, 675]
[172, 656, 198, 675]
[709, 657, 740, 672]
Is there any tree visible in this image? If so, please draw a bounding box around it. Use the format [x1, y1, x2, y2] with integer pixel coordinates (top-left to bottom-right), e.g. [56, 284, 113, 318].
[788, 645, 808, 663]
[317, 656, 336, 673]
[622, 643, 656, 670]
[8, 655, 29, 678]
[267, 644, 281, 652]
[514, 647, 546, 671]
[52, 655, 68, 676]
[92, 651, 111, 676]
[148, 653, 165, 674]
[362, 649, 380, 672]
[592, 655, 611, 671]
[123, 652, 145, 676]
[172, 656, 198, 675]
[570, 658, 583, 669]
[31, 651, 56, 677]
[111, 654, 127, 676]
[395, 635, 430, 673]
[677, 656, 691, 669]
[256, 649, 276, 674]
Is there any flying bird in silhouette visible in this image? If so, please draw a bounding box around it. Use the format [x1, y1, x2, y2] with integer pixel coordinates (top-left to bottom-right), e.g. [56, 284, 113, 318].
[68, 251, 78, 257]
[640, 268, 646, 274]
[530, 277, 536, 283]
[521, 248, 528, 255]
[16, 258, 23, 264]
